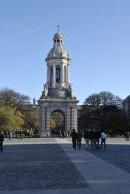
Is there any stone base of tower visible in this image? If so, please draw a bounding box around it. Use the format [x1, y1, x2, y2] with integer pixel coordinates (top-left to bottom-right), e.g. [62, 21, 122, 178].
[38, 97, 79, 137]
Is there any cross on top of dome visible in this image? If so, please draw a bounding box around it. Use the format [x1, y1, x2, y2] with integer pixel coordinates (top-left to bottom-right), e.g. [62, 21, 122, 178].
[56, 25, 60, 33]
[53, 25, 64, 43]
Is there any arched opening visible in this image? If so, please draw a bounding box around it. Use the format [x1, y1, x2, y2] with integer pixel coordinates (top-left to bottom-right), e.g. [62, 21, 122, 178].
[50, 110, 65, 136]
[56, 65, 60, 83]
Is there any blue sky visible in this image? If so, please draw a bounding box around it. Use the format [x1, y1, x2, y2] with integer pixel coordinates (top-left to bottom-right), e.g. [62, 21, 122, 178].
[0, 0, 130, 104]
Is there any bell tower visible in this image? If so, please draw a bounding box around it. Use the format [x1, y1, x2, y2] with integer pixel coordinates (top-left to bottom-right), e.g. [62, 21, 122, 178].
[38, 31, 78, 137]
[46, 32, 70, 90]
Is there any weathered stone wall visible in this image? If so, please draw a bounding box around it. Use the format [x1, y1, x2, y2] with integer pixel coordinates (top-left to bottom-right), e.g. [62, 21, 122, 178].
[38, 98, 78, 137]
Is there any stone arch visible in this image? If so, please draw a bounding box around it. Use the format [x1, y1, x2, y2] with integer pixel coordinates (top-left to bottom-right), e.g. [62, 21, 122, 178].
[50, 109, 65, 136]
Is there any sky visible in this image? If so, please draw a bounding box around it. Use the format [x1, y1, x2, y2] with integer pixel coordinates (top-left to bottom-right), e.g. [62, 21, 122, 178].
[0, 0, 130, 104]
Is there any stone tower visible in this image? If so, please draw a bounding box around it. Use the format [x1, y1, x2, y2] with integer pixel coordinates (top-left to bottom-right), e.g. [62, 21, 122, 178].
[38, 31, 78, 137]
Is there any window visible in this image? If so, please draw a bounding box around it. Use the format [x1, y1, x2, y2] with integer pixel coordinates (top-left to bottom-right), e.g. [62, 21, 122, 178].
[50, 66, 53, 86]
[56, 66, 60, 82]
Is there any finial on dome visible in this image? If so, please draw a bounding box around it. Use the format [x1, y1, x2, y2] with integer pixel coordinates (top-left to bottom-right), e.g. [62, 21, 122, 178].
[56, 25, 60, 33]
[53, 26, 64, 43]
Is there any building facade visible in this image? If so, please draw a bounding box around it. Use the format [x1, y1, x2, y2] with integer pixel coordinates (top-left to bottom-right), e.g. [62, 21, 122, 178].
[38, 32, 78, 137]
[123, 95, 130, 119]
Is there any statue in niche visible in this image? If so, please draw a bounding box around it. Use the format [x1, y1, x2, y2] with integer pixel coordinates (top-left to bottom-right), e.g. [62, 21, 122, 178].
[44, 84, 48, 98]
[68, 85, 74, 98]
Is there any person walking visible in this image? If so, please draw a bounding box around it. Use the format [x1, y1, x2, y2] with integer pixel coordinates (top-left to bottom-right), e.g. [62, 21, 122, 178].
[95, 129, 101, 149]
[84, 129, 90, 150]
[77, 130, 82, 149]
[71, 129, 77, 150]
[89, 129, 95, 151]
[100, 131, 107, 150]
[124, 131, 129, 141]
[0, 131, 5, 152]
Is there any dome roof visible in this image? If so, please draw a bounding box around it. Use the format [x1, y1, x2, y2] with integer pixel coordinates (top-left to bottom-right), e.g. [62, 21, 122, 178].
[47, 46, 69, 59]
[53, 32, 64, 40]
[46, 32, 70, 61]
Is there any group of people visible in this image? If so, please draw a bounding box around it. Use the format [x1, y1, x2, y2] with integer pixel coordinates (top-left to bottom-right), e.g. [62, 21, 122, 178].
[0, 128, 107, 153]
[71, 129, 107, 151]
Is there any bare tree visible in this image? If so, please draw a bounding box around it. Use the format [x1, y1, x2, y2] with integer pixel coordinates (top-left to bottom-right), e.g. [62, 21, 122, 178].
[84, 93, 101, 109]
[0, 88, 30, 111]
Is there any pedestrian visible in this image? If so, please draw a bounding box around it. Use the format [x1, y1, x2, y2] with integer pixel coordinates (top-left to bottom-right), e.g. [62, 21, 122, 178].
[89, 129, 95, 151]
[84, 129, 90, 150]
[71, 129, 77, 150]
[0, 131, 5, 152]
[100, 131, 107, 150]
[93, 130, 97, 151]
[8, 130, 12, 141]
[77, 130, 82, 149]
[95, 129, 101, 149]
[61, 130, 64, 138]
[124, 131, 129, 141]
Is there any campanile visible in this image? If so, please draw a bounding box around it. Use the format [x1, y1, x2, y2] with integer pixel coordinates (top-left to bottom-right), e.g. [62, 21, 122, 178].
[38, 31, 78, 137]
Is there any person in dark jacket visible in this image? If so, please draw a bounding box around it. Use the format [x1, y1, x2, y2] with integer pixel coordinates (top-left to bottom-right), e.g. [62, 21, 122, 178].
[71, 129, 77, 150]
[95, 130, 101, 149]
[89, 130, 96, 151]
[0, 131, 4, 152]
[77, 130, 82, 149]
[84, 129, 90, 150]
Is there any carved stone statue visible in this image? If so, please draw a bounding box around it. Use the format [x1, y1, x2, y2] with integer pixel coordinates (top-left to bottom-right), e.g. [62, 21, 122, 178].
[69, 85, 74, 97]
[44, 84, 48, 97]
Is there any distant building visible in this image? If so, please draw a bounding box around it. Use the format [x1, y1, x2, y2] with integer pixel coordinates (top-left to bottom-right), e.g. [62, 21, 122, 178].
[123, 95, 130, 119]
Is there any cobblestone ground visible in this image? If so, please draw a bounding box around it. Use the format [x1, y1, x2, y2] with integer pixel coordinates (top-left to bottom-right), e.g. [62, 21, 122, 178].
[92, 144, 130, 173]
[0, 141, 87, 191]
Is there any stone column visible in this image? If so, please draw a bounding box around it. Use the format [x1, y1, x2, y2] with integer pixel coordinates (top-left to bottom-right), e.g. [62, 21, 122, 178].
[53, 65, 56, 87]
[61, 63, 64, 83]
[47, 65, 50, 83]
[60, 64, 62, 83]
[66, 107, 71, 133]
[46, 108, 51, 136]
[39, 104, 43, 136]
[71, 106, 78, 132]
[39, 104, 47, 137]
[67, 65, 69, 83]
[66, 65, 68, 82]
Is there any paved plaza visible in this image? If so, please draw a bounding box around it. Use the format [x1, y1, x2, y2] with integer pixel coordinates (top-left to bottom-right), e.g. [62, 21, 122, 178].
[0, 138, 130, 194]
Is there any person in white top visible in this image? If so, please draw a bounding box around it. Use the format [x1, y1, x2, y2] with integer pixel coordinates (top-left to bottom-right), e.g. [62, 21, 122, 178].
[100, 131, 107, 149]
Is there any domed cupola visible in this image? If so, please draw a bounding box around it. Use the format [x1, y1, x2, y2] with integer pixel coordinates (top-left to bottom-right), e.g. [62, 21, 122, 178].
[53, 32, 64, 45]
[46, 32, 70, 61]
[43, 31, 73, 93]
